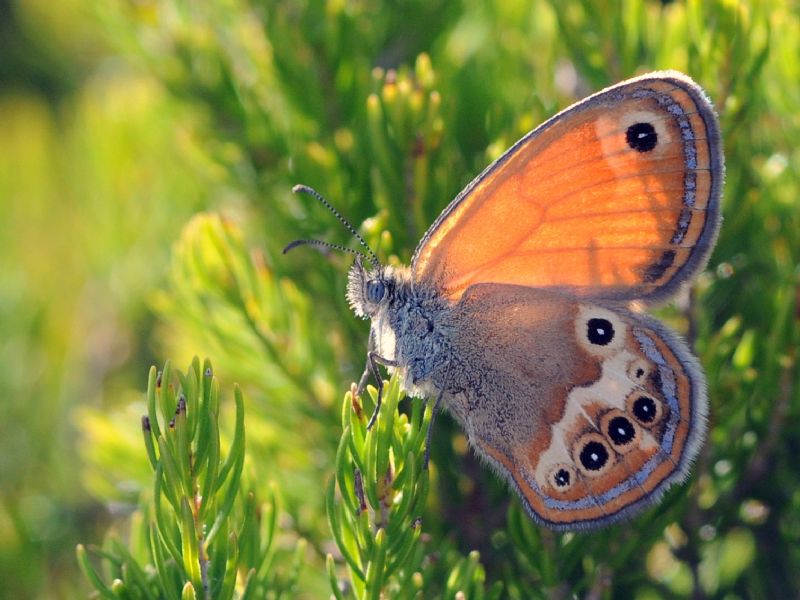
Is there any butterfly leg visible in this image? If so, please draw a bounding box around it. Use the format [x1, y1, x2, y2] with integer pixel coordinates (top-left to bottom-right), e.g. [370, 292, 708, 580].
[356, 328, 378, 397]
[356, 360, 371, 398]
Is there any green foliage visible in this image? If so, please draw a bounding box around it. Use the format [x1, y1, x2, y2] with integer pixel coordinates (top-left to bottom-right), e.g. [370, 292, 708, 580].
[1, 0, 799, 597]
[77, 359, 305, 598]
[326, 377, 430, 598]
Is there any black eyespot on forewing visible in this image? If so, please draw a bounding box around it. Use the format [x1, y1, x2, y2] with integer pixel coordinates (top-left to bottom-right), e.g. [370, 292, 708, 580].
[579, 441, 609, 471]
[626, 122, 658, 152]
[607, 416, 636, 446]
[587, 318, 614, 346]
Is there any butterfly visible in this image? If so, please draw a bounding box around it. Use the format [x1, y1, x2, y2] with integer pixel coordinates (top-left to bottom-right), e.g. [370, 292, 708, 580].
[287, 71, 723, 530]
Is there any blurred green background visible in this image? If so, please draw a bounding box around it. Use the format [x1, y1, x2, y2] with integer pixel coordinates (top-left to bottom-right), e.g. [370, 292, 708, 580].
[1, 0, 798, 597]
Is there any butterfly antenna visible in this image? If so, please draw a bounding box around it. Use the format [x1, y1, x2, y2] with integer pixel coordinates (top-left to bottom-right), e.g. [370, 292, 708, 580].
[282, 238, 364, 259]
[292, 184, 381, 269]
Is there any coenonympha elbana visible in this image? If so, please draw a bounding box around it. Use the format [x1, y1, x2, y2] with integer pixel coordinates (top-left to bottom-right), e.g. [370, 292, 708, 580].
[287, 71, 723, 530]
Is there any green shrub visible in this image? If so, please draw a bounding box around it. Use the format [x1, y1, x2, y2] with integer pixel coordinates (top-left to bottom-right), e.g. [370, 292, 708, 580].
[1, 0, 798, 597]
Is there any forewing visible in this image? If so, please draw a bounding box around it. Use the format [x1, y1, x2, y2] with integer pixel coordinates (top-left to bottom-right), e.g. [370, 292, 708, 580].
[412, 71, 723, 304]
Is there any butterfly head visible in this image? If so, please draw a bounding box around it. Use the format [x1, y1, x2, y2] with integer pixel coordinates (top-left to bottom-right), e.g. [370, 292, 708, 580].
[284, 184, 399, 319]
[347, 255, 394, 319]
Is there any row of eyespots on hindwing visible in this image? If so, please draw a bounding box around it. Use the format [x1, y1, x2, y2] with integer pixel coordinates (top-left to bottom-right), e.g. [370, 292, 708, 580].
[548, 313, 671, 492]
[547, 385, 669, 492]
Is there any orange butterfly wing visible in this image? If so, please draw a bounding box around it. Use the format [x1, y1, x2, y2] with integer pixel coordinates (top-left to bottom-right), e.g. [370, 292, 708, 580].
[412, 71, 723, 302]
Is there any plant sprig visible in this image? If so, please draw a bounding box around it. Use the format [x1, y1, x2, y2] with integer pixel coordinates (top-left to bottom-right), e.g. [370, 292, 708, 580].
[77, 358, 302, 599]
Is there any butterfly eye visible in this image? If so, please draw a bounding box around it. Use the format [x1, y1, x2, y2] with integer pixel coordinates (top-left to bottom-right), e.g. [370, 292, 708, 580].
[626, 392, 664, 427]
[573, 433, 615, 477]
[626, 122, 658, 152]
[366, 280, 386, 303]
